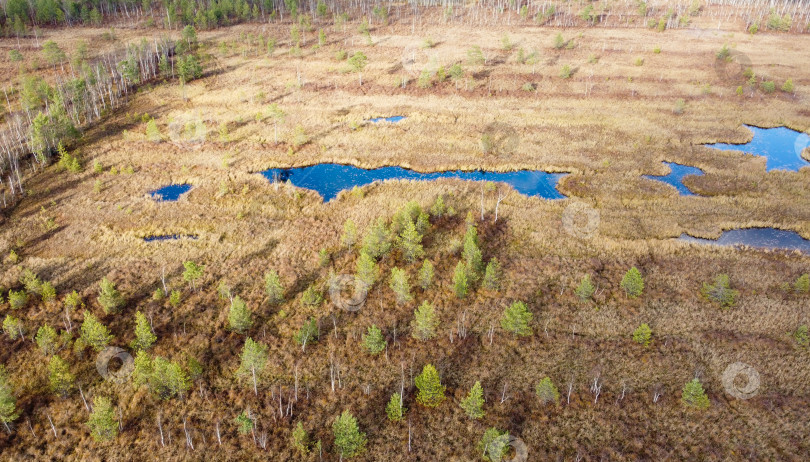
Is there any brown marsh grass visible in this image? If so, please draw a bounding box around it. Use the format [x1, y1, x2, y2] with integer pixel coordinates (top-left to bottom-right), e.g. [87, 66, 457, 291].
[0, 18, 809, 461]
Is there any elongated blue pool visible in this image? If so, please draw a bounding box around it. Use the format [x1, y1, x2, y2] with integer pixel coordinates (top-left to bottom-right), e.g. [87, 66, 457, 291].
[680, 228, 810, 253]
[260, 163, 567, 202]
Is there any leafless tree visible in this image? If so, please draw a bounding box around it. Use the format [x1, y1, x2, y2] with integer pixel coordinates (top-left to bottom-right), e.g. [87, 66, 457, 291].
[567, 374, 575, 405]
[590, 372, 603, 403]
[157, 412, 165, 447]
[46, 413, 57, 438]
[183, 417, 194, 450]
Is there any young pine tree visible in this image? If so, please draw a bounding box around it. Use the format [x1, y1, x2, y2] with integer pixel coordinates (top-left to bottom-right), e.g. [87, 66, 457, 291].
[361, 218, 391, 259]
[453, 262, 468, 298]
[633, 323, 652, 346]
[48, 355, 74, 397]
[620, 267, 644, 298]
[462, 225, 483, 279]
[415, 364, 446, 407]
[500, 301, 533, 336]
[795, 273, 809, 293]
[362, 325, 386, 355]
[217, 281, 232, 301]
[152, 288, 164, 301]
[294, 317, 319, 351]
[701, 274, 738, 309]
[332, 410, 367, 459]
[385, 392, 406, 421]
[97, 277, 124, 314]
[35, 324, 58, 355]
[393, 202, 421, 233]
[8, 290, 27, 310]
[186, 356, 203, 382]
[132, 351, 153, 388]
[169, 290, 181, 308]
[0, 365, 20, 430]
[292, 421, 309, 455]
[430, 195, 445, 218]
[81, 312, 113, 351]
[479, 427, 509, 462]
[389, 268, 413, 304]
[235, 410, 254, 435]
[318, 249, 330, 267]
[131, 311, 156, 351]
[87, 396, 118, 441]
[397, 219, 425, 263]
[792, 325, 809, 347]
[300, 285, 323, 307]
[64, 290, 81, 311]
[146, 118, 162, 142]
[415, 211, 430, 235]
[575, 274, 595, 301]
[149, 357, 191, 400]
[20, 269, 42, 294]
[355, 251, 379, 288]
[228, 296, 253, 333]
[40, 281, 56, 303]
[681, 378, 710, 409]
[411, 301, 439, 341]
[418, 259, 434, 290]
[264, 270, 285, 304]
[341, 219, 357, 249]
[3, 315, 23, 340]
[459, 381, 485, 419]
[535, 377, 560, 405]
[182, 261, 204, 290]
[482, 258, 501, 291]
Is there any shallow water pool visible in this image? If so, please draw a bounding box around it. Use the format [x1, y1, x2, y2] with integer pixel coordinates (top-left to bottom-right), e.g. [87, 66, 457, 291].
[260, 163, 567, 202]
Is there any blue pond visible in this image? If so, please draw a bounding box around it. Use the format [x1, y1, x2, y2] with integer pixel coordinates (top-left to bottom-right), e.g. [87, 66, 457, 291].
[643, 162, 704, 196]
[150, 184, 192, 201]
[144, 234, 198, 242]
[367, 116, 406, 123]
[680, 228, 810, 253]
[260, 163, 567, 202]
[704, 125, 810, 171]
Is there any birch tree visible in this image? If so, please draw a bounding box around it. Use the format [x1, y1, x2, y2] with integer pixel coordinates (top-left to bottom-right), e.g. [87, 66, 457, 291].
[237, 337, 268, 395]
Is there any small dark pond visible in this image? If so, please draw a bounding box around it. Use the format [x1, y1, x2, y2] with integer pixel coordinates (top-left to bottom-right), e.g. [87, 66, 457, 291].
[150, 184, 192, 201]
[679, 227, 810, 253]
[143, 234, 198, 242]
[367, 116, 406, 123]
[260, 163, 567, 202]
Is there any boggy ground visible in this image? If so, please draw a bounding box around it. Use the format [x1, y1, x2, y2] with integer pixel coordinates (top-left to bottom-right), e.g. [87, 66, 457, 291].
[0, 17, 809, 462]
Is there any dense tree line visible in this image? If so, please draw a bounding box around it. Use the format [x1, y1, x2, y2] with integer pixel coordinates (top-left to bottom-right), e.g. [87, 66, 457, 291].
[0, 0, 320, 31]
[1, 37, 168, 199]
[0, 30, 207, 207]
[3, 0, 808, 34]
